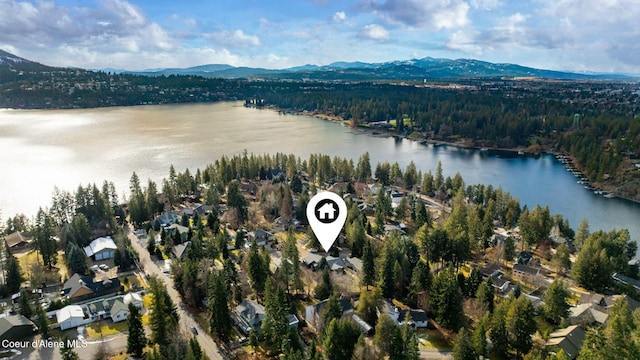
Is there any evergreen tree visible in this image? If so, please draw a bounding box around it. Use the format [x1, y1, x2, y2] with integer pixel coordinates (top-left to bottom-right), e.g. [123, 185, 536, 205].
[261, 279, 289, 351]
[314, 267, 333, 300]
[149, 276, 179, 346]
[361, 239, 376, 289]
[127, 302, 147, 358]
[322, 318, 361, 360]
[321, 295, 343, 334]
[574, 218, 590, 251]
[472, 312, 489, 358]
[247, 241, 268, 297]
[18, 290, 33, 319]
[374, 313, 396, 356]
[430, 267, 464, 330]
[452, 328, 476, 360]
[4, 245, 23, 293]
[489, 297, 510, 358]
[33, 303, 51, 339]
[541, 279, 570, 324]
[59, 335, 80, 360]
[506, 295, 537, 357]
[379, 244, 396, 298]
[208, 270, 232, 342]
[476, 277, 494, 313]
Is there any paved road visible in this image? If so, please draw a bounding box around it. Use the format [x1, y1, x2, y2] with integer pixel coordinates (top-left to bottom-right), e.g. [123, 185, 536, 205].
[127, 226, 225, 360]
[420, 348, 452, 359]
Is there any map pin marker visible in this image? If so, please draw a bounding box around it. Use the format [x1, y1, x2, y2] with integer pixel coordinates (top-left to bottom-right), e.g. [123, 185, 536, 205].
[307, 191, 347, 253]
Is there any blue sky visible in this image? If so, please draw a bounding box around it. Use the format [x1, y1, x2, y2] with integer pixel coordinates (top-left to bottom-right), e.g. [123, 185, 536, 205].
[1, 0, 639, 73]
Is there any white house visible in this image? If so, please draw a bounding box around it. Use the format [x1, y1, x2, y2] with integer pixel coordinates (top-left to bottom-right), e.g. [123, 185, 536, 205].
[84, 236, 118, 261]
[109, 300, 129, 323]
[56, 305, 87, 330]
[123, 292, 143, 308]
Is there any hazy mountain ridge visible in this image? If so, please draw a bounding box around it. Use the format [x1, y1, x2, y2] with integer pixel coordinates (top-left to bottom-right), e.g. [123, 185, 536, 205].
[0, 48, 636, 81]
[122, 56, 635, 81]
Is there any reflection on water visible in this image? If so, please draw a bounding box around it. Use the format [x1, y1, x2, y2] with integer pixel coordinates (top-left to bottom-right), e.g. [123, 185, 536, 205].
[0, 102, 639, 248]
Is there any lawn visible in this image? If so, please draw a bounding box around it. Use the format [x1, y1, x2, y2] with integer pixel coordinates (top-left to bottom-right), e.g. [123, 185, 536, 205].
[417, 328, 453, 350]
[87, 320, 129, 338]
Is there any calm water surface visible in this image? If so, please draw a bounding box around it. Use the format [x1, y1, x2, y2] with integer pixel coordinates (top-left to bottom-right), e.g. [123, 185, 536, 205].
[1, 102, 638, 246]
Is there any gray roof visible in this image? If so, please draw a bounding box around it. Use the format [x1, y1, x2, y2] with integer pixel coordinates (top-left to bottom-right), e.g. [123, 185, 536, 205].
[513, 264, 540, 276]
[0, 315, 35, 341]
[110, 300, 128, 318]
[546, 325, 585, 358]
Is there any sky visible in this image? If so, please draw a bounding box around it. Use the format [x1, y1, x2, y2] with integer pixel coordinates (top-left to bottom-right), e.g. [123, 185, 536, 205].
[1, 0, 639, 74]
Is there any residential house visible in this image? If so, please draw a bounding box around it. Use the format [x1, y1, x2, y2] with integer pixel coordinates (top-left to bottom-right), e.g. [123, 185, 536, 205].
[248, 229, 272, 246]
[109, 300, 129, 323]
[232, 300, 266, 334]
[0, 315, 36, 342]
[345, 257, 363, 272]
[480, 263, 502, 278]
[167, 224, 189, 241]
[62, 273, 121, 302]
[4, 231, 33, 251]
[172, 241, 191, 261]
[301, 253, 323, 270]
[578, 292, 640, 314]
[491, 274, 511, 294]
[545, 325, 585, 359]
[512, 264, 542, 285]
[326, 256, 345, 272]
[383, 224, 406, 235]
[83, 236, 117, 261]
[612, 272, 640, 291]
[517, 251, 533, 265]
[56, 305, 88, 330]
[351, 314, 374, 336]
[123, 292, 143, 308]
[569, 303, 608, 326]
[287, 314, 299, 330]
[377, 300, 428, 329]
[305, 298, 353, 330]
[157, 211, 180, 226]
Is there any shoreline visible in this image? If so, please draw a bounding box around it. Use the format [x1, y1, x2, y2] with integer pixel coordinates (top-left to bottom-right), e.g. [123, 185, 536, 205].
[252, 103, 640, 205]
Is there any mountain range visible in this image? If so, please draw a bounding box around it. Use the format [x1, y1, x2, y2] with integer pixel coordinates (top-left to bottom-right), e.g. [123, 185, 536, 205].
[122, 57, 635, 81]
[0, 48, 635, 81]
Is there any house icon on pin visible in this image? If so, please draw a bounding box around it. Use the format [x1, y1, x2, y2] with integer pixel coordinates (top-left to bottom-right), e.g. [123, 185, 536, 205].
[317, 202, 337, 221]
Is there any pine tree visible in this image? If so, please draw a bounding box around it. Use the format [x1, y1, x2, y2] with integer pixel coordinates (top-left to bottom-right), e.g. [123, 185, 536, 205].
[506, 295, 537, 357]
[127, 302, 147, 358]
[430, 267, 464, 330]
[361, 239, 376, 289]
[18, 290, 32, 319]
[59, 335, 80, 360]
[541, 279, 570, 324]
[322, 318, 361, 360]
[452, 328, 476, 360]
[208, 270, 231, 342]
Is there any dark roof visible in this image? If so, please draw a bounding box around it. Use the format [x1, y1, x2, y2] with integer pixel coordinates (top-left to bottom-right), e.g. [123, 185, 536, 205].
[173, 241, 191, 260]
[63, 273, 121, 300]
[546, 325, 585, 358]
[480, 263, 501, 277]
[311, 298, 353, 315]
[613, 272, 640, 290]
[513, 264, 540, 276]
[4, 231, 32, 248]
[0, 315, 35, 341]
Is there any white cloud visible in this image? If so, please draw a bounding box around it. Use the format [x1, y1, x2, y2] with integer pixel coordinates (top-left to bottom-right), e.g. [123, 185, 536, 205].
[358, 0, 469, 30]
[204, 29, 261, 47]
[333, 11, 347, 22]
[446, 30, 484, 55]
[470, 0, 501, 10]
[358, 24, 390, 40]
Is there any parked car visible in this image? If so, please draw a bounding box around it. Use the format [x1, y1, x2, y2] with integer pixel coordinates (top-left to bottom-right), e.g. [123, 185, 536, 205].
[190, 326, 198, 335]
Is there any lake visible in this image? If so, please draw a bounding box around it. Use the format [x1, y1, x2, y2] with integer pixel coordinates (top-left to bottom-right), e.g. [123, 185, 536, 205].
[1, 101, 639, 246]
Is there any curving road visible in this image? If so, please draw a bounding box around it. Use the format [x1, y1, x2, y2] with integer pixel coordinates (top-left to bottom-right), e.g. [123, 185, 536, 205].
[126, 226, 225, 360]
